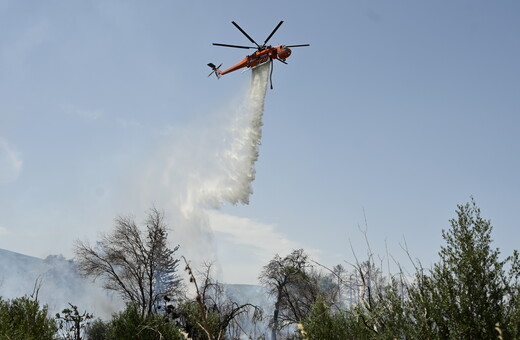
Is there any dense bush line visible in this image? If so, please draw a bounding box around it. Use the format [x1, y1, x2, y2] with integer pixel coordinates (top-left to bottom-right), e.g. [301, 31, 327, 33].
[300, 199, 520, 339]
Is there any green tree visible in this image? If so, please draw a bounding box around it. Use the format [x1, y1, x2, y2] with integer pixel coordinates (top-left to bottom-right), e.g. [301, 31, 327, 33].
[438, 200, 516, 337]
[409, 198, 520, 339]
[0, 296, 57, 340]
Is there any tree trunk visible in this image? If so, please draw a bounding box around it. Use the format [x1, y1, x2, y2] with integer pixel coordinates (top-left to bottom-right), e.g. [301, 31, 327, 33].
[271, 287, 282, 340]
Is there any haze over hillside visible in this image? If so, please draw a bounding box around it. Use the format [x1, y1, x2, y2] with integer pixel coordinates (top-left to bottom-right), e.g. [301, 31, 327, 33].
[0, 248, 122, 318]
[0, 248, 272, 324]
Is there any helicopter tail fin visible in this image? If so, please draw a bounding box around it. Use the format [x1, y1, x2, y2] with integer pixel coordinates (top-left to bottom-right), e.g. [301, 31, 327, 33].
[207, 63, 223, 78]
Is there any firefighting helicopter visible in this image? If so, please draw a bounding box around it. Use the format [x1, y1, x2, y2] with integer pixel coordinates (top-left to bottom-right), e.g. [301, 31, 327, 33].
[207, 21, 309, 88]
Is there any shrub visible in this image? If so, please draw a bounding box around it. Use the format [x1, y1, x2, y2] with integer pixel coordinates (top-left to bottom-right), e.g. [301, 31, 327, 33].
[0, 296, 57, 339]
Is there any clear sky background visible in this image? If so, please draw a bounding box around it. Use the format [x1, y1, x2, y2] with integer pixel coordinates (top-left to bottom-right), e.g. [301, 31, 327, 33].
[1, 1, 519, 284]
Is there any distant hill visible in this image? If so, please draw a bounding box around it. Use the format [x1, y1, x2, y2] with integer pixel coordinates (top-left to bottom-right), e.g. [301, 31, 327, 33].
[0, 248, 122, 318]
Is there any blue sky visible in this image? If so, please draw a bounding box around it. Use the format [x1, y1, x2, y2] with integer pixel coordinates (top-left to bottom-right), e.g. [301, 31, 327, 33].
[1, 1, 519, 284]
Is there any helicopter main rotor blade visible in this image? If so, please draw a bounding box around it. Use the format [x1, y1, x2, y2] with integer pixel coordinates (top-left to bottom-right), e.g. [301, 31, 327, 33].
[286, 44, 310, 48]
[213, 43, 257, 49]
[232, 21, 261, 49]
[264, 21, 284, 46]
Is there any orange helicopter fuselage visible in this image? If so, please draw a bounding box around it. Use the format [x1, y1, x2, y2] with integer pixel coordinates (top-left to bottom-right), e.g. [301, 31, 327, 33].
[218, 45, 291, 75]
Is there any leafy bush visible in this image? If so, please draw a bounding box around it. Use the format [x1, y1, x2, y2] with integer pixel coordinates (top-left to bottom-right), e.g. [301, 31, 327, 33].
[0, 296, 57, 339]
[302, 296, 356, 340]
[106, 303, 181, 340]
[85, 318, 109, 340]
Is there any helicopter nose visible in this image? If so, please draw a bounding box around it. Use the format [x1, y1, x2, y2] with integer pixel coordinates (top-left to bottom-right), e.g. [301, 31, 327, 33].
[279, 48, 291, 59]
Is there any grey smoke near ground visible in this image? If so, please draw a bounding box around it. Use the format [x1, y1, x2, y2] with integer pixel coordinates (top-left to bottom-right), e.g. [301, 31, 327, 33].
[0, 249, 123, 319]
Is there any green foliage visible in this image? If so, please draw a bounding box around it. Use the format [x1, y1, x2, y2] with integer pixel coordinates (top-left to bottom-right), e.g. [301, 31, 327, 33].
[328, 276, 414, 340]
[177, 300, 224, 340]
[404, 271, 440, 339]
[105, 303, 182, 340]
[423, 198, 520, 339]
[0, 296, 57, 340]
[300, 198, 520, 339]
[361, 278, 412, 339]
[85, 318, 109, 340]
[302, 296, 351, 340]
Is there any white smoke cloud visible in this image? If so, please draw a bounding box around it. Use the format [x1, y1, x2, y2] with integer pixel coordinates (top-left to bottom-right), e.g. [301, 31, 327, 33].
[208, 210, 303, 283]
[207, 210, 323, 284]
[0, 137, 23, 184]
[208, 211, 300, 260]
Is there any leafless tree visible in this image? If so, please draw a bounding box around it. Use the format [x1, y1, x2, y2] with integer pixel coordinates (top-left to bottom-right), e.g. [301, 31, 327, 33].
[74, 208, 181, 318]
[55, 303, 93, 340]
[30, 275, 44, 301]
[180, 258, 262, 340]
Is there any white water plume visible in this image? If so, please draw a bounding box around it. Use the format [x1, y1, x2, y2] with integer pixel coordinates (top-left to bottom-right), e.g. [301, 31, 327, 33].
[191, 62, 270, 209]
[138, 62, 270, 267]
[152, 62, 269, 218]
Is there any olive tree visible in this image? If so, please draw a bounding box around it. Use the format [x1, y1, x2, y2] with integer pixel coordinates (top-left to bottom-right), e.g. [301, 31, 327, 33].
[420, 198, 520, 339]
[299, 198, 520, 339]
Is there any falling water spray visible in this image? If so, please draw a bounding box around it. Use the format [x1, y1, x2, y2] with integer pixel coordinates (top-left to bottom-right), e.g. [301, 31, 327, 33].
[181, 62, 270, 213]
[145, 62, 271, 266]
[206, 61, 270, 206]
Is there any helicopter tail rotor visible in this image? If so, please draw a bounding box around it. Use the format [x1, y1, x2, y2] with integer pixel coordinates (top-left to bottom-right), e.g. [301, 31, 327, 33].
[207, 63, 223, 78]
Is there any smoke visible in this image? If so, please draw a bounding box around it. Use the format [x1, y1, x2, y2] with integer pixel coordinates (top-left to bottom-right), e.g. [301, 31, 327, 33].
[0, 250, 123, 319]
